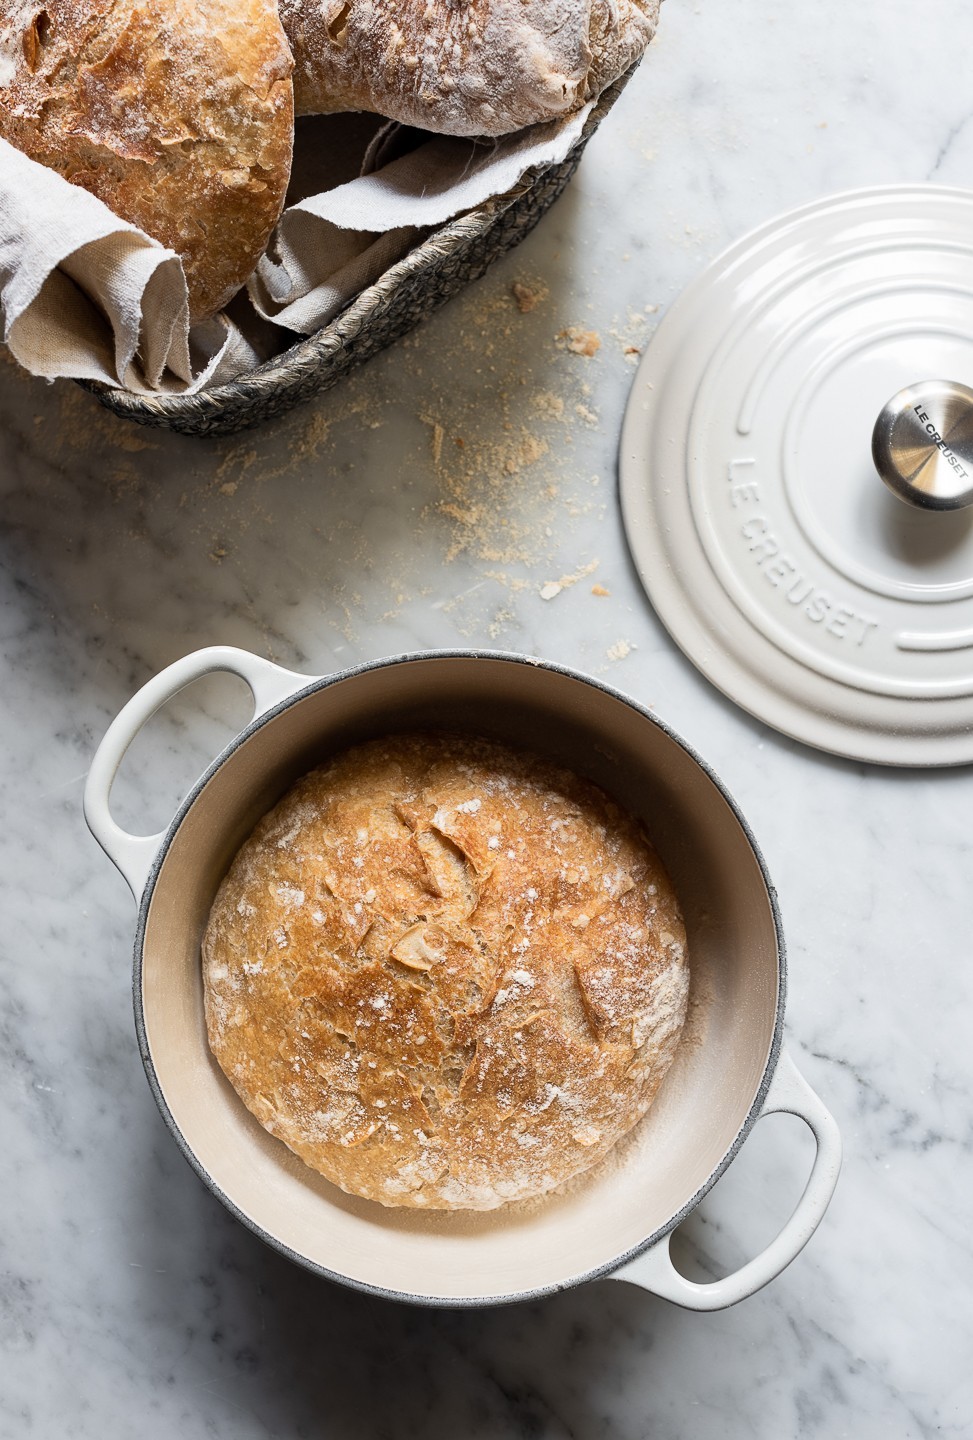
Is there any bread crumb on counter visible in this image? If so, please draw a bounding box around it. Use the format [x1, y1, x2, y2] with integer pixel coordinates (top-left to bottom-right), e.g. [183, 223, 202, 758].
[556, 327, 602, 358]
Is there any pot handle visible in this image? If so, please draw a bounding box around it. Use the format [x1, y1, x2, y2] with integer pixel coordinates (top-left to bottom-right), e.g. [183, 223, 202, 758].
[84, 645, 312, 904]
[608, 1047, 841, 1311]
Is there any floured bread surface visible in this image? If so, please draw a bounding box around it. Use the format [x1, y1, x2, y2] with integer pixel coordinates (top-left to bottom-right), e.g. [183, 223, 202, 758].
[202, 733, 689, 1210]
[279, 0, 660, 138]
[0, 0, 294, 320]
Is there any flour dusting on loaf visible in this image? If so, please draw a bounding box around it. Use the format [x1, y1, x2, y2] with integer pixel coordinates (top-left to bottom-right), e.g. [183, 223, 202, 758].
[279, 0, 660, 138]
[0, 0, 294, 320]
[202, 733, 689, 1210]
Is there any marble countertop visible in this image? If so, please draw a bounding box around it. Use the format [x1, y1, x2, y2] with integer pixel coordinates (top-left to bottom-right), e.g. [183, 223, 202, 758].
[3, 0, 973, 1434]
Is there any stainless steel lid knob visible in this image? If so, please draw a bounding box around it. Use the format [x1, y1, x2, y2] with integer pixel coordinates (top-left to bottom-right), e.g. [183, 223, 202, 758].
[872, 380, 973, 510]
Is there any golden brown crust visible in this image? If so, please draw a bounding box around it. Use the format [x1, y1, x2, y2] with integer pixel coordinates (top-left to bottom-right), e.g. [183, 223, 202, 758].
[0, 0, 294, 320]
[202, 733, 689, 1210]
[279, 0, 659, 138]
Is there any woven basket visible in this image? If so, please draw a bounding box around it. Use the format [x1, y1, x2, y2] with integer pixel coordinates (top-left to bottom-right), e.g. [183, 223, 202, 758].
[81, 72, 631, 438]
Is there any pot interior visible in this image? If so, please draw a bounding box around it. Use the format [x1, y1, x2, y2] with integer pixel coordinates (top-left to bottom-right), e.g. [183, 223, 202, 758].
[139, 656, 781, 1303]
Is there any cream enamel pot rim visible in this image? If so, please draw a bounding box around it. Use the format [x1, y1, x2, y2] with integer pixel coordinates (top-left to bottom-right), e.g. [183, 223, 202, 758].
[84, 645, 841, 1311]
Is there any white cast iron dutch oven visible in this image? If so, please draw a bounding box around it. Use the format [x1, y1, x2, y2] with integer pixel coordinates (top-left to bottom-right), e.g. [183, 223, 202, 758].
[85, 647, 841, 1309]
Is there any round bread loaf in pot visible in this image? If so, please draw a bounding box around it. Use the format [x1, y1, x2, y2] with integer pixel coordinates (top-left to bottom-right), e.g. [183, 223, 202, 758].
[202, 732, 689, 1210]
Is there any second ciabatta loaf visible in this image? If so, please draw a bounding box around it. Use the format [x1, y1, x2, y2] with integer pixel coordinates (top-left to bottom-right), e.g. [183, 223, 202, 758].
[202, 732, 689, 1210]
[0, 0, 294, 321]
[279, 0, 660, 138]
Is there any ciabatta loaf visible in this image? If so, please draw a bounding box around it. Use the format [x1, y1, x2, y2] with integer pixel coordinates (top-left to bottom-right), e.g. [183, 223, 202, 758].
[0, 0, 294, 320]
[202, 732, 689, 1211]
[279, 0, 660, 138]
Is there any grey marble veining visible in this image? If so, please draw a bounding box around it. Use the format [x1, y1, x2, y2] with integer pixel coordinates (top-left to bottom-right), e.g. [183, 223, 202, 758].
[3, 0, 973, 1434]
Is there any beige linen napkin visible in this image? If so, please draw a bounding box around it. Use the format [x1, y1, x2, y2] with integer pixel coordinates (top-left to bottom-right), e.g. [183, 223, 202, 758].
[249, 104, 593, 334]
[0, 138, 257, 394]
[0, 102, 592, 392]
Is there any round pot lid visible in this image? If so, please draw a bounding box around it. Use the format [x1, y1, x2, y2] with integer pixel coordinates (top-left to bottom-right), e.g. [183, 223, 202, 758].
[620, 185, 973, 766]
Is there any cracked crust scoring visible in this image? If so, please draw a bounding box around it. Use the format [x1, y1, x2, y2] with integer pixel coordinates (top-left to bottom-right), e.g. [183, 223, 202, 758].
[279, 0, 660, 138]
[0, 0, 294, 319]
[202, 732, 689, 1210]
